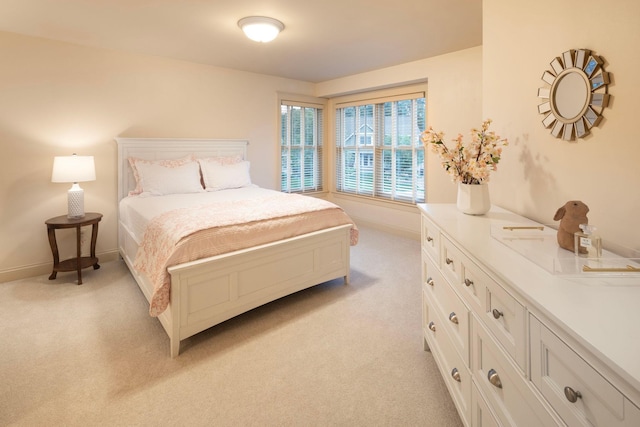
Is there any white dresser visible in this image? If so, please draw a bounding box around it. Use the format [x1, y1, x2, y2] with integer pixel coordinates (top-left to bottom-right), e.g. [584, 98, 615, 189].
[418, 204, 640, 426]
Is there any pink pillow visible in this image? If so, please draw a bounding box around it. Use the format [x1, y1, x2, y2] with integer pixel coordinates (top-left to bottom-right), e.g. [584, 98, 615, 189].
[197, 154, 243, 165]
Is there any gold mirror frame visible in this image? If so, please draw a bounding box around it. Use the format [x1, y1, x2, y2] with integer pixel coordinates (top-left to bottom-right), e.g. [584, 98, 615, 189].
[538, 49, 610, 141]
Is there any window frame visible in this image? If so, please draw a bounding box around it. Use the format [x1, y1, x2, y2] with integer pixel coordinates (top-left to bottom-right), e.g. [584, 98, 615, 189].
[278, 94, 327, 194]
[333, 85, 426, 205]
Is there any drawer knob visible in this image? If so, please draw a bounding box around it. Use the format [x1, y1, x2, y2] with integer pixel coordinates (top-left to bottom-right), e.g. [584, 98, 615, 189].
[492, 308, 504, 319]
[564, 386, 582, 403]
[426, 236, 433, 242]
[464, 278, 473, 287]
[426, 277, 435, 287]
[448, 312, 459, 324]
[445, 257, 453, 265]
[451, 368, 461, 382]
[428, 321, 436, 332]
[488, 369, 503, 389]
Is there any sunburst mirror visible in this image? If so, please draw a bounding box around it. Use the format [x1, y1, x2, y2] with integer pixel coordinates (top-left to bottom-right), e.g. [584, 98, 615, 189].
[537, 49, 610, 141]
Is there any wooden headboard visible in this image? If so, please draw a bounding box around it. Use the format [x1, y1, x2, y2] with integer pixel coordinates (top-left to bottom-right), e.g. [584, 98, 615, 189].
[115, 137, 249, 202]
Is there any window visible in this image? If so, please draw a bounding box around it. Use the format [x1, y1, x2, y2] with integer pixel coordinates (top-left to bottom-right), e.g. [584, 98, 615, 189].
[335, 91, 425, 203]
[280, 101, 324, 193]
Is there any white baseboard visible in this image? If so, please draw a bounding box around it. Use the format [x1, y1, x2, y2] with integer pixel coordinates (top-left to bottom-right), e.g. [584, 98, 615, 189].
[1, 218, 419, 283]
[350, 216, 420, 241]
[0, 250, 120, 283]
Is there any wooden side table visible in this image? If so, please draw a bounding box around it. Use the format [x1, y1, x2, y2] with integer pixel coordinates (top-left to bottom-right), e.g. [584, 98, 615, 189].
[45, 212, 102, 285]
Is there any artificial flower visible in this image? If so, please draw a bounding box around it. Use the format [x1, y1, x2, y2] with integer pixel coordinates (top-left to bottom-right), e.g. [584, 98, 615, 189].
[420, 119, 508, 184]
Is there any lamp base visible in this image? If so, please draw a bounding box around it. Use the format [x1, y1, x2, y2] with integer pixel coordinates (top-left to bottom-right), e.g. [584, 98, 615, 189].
[67, 183, 85, 218]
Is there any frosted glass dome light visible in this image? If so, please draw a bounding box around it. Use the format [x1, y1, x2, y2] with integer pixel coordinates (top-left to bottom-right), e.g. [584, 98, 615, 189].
[238, 16, 284, 43]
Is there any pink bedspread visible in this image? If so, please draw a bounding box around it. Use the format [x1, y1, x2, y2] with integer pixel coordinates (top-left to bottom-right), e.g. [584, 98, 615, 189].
[134, 192, 358, 316]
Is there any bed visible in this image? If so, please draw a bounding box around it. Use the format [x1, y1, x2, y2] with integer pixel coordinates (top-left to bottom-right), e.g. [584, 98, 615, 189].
[116, 137, 357, 357]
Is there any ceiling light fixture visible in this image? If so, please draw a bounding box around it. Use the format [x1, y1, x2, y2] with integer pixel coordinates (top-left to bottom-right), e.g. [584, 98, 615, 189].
[238, 16, 284, 43]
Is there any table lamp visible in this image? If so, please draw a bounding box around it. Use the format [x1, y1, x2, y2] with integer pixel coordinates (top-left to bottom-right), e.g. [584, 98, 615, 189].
[51, 154, 96, 218]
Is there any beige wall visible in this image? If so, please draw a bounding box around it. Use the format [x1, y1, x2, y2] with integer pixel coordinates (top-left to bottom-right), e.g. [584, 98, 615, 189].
[0, 31, 315, 281]
[484, 0, 640, 254]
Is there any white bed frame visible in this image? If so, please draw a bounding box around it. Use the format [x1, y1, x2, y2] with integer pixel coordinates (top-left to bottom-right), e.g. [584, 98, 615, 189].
[116, 138, 351, 357]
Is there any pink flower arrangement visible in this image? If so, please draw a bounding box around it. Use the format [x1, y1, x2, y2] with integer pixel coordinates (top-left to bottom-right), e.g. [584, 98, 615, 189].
[420, 119, 508, 185]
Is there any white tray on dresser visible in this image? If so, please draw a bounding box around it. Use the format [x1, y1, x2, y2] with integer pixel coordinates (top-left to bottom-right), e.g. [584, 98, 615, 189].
[418, 203, 640, 427]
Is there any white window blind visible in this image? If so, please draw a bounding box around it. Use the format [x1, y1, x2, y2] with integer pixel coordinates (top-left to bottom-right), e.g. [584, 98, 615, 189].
[280, 101, 323, 193]
[335, 91, 425, 203]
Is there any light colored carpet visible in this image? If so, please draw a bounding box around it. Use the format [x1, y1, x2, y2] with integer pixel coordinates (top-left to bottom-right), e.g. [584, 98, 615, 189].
[0, 226, 462, 426]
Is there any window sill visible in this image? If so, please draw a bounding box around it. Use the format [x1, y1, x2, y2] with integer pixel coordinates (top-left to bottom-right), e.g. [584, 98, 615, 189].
[330, 192, 421, 213]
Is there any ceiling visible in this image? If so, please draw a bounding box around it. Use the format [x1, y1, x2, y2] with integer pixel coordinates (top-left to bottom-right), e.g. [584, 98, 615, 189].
[0, 0, 482, 83]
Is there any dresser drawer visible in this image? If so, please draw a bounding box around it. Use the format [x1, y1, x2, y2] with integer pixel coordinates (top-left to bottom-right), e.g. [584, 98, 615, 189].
[472, 316, 560, 427]
[421, 214, 441, 263]
[423, 255, 470, 365]
[441, 235, 464, 285]
[423, 295, 471, 426]
[472, 382, 500, 427]
[457, 255, 487, 316]
[483, 270, 526, 371]
[530, 315, 640, 427]
[440, 235, 491, 316]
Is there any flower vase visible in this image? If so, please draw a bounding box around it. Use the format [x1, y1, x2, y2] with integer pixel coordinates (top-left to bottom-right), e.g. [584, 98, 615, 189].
[457, 183, 491, 215]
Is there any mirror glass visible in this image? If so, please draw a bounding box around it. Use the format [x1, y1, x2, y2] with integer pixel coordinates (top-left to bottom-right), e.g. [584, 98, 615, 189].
[553, 71, 589, 121]
[538, 49, 610, 141]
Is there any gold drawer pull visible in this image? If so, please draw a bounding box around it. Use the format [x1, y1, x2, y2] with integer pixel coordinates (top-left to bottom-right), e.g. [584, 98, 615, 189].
[503, 226, 544, 231]
[583, 265, 640, 273]
[426, 277, 435, 287]
[451, 368, 461, 382]
[488, 369, 502, 389]
[445, 257, 453, 265]
[426, 236, 433, 242]
[428, 321, 436, 332]
[464, 278, 473, 287]
[492, 308, 504, 319]
[448, 312, 459, 324]
[564, 386, 582, 403]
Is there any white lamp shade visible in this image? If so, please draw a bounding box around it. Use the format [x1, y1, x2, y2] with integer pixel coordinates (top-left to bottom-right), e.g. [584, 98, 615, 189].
[238, 16, 284, 43]
[52, 155, 96, 183]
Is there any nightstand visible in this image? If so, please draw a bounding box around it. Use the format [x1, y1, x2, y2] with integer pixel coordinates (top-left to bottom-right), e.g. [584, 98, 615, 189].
[45, 212, 102, 285]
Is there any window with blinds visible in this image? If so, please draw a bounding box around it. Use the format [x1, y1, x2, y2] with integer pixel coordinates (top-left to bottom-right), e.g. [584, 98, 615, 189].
[335, 92, 425, 204]
[280, 101, 323, 193]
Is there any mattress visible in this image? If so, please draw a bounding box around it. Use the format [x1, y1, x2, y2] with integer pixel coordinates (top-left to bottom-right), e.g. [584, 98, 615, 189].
[119, 185, 273, 244]
[119, 187, 358, 316]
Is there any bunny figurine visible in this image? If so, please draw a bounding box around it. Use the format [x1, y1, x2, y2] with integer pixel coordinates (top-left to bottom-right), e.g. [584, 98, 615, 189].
[553, 201, 589, 253]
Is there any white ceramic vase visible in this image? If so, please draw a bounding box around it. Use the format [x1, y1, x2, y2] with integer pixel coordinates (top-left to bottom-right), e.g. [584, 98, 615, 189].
[457, 182, 491, 215]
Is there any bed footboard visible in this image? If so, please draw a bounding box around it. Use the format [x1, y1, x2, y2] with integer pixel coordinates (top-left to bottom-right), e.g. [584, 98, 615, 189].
[121, 221, 352, 357]
[166, 224, 351, 357]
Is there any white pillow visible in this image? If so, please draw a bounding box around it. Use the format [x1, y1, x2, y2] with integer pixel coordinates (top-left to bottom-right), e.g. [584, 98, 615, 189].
[198, 159, 252, 191]
[135, 160, 204, 196]
[128, 155, 194, 196]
